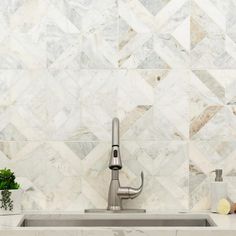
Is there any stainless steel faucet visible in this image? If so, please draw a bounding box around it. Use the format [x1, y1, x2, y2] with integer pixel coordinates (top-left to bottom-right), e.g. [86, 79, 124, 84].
[107, 118, 144, 211]
[85, 117, 145, 213]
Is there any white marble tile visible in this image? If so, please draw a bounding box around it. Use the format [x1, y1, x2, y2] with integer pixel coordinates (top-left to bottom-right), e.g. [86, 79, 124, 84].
[0, 140, 188, 211]
[0, 101, 83, 141]
[79, 69, 189, 141]
[121, 141, 189, 210]
[0, 69, 85, 141]
[191, 0, 236, 69]
[0, 141, 85, 210]
[0, 1, 49, 69]
[48, 0, 119, 68]
[0, 33, 47, 69]
[118, 0, 190, 69]
[123, 70, 189, 140]
[190, 70, 236, 141]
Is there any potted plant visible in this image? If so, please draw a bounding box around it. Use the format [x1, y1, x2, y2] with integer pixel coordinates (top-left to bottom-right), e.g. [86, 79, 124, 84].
[0, 168, 22, 215]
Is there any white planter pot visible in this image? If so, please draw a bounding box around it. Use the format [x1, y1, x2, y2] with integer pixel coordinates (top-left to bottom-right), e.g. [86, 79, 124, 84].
[0, 189, 23, 215]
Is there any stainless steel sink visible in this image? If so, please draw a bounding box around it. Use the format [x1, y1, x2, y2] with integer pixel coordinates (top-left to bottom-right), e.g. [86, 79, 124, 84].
[20, 214, 216, 227]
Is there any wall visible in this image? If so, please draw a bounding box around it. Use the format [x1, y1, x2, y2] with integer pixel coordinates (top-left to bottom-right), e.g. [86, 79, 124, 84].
[0, 0, 236, 211]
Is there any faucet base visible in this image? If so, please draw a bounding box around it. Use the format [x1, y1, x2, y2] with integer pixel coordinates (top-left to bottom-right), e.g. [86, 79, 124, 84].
[85, 209, 146, 213]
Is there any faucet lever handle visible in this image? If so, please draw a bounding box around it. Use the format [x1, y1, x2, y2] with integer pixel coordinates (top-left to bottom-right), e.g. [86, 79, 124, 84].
[140, 171, 144, 189]
[118, 171, 144, 199]
[128, 171, 144, 199]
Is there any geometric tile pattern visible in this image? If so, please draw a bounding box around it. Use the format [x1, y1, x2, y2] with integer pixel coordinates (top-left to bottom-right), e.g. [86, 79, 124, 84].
[0, 141, 188, 210]
[190, 70, 236, 141]
[119, 0, 190, 68]
[191, 0, 236, 69]
[0, 0, 236, 211]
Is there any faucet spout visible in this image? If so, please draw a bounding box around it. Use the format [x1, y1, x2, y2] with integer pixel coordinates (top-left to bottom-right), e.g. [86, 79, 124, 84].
[112, 117, 119, 146]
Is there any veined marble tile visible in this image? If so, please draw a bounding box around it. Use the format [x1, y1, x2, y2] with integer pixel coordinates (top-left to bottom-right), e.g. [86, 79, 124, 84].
[190, 70, 236, 141]
[0, 1, 49, 69]
[1, 0, 236, 213]
[81, 33, 118, 69]
[227, 0, 236, 41]
[0, 102, 83, 141]
[46, 25, 81, 69]
[0, 69, 79, 107]
[225, 0, 236, 69]
[0, 141, 85, 210]
[1, 0, 49, 34]
[0, 140, 188, 210]
[0, 70, 85, 141]
[0, 32, 47, 69]
[80, 69, 156, 141]
[191, 0, 236, 69]
[0, 70, 32, 106]
[189, 141, 236, 210]
[123, 70, 189, 140]
[79, 0, 118, 68]
[118, 0, 190, 68]
[79, 70, 119, 141]
[45, 2, 82, 69]
[121, 141, 188, 210]
[80, 69, 188, 141]
[49, 0, 118, 68]
[122, 141, 188, 177]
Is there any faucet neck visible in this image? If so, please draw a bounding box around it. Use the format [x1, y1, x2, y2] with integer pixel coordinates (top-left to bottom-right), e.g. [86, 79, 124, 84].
[111, 170, 119, 180]
[109, 118, 122, 170]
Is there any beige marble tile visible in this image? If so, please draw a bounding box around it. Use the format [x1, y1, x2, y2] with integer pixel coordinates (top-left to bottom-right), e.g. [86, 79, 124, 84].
[190, 70, 236, 141]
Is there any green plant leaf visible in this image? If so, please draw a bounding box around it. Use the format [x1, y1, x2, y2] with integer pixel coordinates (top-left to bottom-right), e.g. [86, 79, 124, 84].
[0, 168, 20, 190]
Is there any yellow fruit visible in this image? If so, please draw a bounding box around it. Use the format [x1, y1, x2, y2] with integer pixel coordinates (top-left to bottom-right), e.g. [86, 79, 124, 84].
[217, 198, 231, 215]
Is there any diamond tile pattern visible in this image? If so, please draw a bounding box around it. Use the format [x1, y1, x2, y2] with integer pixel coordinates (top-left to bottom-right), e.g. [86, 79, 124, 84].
[0, 0, 236, 211]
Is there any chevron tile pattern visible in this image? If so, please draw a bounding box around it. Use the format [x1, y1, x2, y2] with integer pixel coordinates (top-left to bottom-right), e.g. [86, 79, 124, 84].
[0, 0, 236, 211]
[191, 0, 236, 69]
[190, 70, 236, 141]
[119, 0, 190, 68]
[0, 141, 188, 210]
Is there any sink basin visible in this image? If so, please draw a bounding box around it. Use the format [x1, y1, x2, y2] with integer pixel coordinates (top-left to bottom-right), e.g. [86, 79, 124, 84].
[20, 214, 216, 227]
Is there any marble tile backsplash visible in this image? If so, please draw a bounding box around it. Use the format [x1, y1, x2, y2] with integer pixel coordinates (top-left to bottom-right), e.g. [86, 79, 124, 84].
[0, 0, 236, 211]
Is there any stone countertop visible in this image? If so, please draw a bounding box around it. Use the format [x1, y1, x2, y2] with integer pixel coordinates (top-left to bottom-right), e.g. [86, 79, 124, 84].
[0, 211, 236, 230]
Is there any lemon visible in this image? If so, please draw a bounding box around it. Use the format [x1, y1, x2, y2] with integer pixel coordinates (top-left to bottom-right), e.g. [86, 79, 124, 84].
[217, 198, 231, 215]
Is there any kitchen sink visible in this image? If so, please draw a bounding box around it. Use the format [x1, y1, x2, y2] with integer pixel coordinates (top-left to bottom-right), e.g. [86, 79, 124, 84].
[20, 214, 216, 227]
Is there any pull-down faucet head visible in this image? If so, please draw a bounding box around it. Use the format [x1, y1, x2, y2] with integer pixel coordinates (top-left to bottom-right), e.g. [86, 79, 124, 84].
[109, 118, 122, 170]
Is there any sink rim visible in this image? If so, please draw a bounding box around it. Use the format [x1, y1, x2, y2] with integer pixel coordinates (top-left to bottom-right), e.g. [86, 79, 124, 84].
[18, 213, 217, 228]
